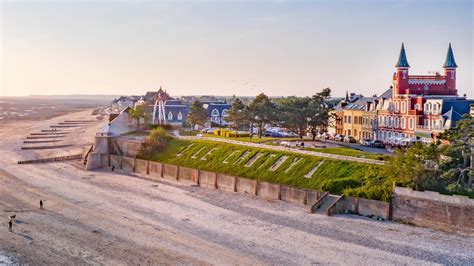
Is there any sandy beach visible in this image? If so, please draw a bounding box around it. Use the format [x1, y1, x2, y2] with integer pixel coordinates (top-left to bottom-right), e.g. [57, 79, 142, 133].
[0, 109, 473, 265]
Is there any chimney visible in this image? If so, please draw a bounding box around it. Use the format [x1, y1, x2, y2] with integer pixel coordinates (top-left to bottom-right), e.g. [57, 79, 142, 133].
[366, 101, 372, 111]
[374, 99, 379, 109]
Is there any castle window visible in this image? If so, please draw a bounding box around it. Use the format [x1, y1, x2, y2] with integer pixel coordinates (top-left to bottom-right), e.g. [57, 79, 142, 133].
[395, 102, 400, 112]
[168, 111, 173, 121]
[414, 104, 420, 110]
[221, 109, 229, 117]
[401, 117, 406, 129]
[401, 102, 407, 113]
[394, 117, 399, 128]
[177, 111, 183, 121]
[409, 118, 414, 130]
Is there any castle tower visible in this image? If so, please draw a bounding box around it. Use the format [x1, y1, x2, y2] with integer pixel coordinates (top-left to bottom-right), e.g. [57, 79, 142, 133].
[394, 43, 410, 95]
[443, 43, 457, 92]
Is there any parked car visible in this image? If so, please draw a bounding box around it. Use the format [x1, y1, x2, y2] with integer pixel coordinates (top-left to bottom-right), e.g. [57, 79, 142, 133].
[319, 133, 330, 140]
[262, 130, 273, 137]
[344, 136, 357, 143]
[334, 134, 345, 142]
[360, 138, 372, 146]
[370, 140, 385, 148]
[206, 128, 217, 134]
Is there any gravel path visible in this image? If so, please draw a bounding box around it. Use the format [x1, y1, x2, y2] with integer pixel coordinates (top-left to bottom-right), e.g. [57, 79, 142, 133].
[0, 110, 473, 264]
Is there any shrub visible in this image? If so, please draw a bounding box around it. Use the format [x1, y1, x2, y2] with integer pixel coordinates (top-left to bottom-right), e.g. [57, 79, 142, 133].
[138, 128, 172, 159]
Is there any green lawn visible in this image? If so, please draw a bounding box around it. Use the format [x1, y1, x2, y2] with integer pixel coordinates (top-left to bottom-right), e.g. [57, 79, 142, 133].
[202, 133, 300, 143]
[144, 139, 394, 201]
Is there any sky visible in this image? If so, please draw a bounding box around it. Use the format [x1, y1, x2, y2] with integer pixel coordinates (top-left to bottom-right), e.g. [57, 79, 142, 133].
[1, 0, 473, 98]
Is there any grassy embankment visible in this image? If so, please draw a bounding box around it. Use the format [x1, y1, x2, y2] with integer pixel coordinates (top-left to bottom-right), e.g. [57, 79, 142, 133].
[304, 147, 389, 161]
[144, 138, 395, 201]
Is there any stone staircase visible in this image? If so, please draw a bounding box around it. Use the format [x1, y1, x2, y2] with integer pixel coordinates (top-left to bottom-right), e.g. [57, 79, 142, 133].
[311, 193, 342, 215]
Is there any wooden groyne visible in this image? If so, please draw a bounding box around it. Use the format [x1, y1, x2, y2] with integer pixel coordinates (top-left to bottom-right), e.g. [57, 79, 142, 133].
[23, 140, 61, 144]
[41, 130, 70, 133]
[51, 125, 81, 128]
[27, 136, 65, 139]
[18, 154, 83, 164]
[21, 144, 72, 150]
[32, 132, 69, 136]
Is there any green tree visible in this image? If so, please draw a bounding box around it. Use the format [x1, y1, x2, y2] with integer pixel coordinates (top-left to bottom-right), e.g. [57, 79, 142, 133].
[129, 105, 150, 129]
[226, 98, 248, 133]
[438, 114, 474, 190]
[247, 93, 275, 138]
[276, 96, 313, 139]
[308, 88, 333, 140]
[188, 100, 207, 128]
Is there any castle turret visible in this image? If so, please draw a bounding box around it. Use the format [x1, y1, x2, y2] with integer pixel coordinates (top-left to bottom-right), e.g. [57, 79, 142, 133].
[394, 43, 410, 95]
[443, 43, 457, 92]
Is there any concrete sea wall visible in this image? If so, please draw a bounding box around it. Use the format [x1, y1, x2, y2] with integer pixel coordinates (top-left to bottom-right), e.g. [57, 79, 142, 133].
[392, 187, 474, 237]
[87, 154, 474, 235]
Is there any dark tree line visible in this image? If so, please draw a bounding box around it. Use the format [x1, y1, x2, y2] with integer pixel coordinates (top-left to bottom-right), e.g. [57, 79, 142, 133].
[226, 88, 333, 139]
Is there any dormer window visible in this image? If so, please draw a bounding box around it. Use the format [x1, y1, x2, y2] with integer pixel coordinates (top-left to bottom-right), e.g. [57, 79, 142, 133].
[211, 109, 219, 117]
[168, 111, 173, 121]
[177, 111, 183, 121]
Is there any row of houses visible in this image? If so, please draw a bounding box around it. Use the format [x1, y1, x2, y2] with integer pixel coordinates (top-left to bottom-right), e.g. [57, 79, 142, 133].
[328, 43, 473, 144]
[110, 88, 232, 127]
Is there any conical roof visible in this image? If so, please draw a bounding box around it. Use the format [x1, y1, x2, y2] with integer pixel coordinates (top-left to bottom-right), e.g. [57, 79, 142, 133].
[395, 43, 410, 68]
[443, 43, 458, 68]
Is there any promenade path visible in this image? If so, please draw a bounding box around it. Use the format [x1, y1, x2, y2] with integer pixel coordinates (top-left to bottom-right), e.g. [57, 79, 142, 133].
[179, 135, 386, 165]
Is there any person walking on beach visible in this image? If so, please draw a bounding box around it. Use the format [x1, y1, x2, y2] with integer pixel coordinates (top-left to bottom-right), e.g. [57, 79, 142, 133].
[39, 199, 43, 209]
[111, 165, 115, 172]
[8, 219, 12, 232]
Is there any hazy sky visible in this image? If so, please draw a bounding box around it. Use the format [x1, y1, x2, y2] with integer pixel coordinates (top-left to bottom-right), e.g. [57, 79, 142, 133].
[1, 0, 473, 97]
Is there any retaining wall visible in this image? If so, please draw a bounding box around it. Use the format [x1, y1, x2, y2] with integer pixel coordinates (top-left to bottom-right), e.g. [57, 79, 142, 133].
[257, 181, 281, 200]
[162, 163, 178, 180]
[148, 161, 162, 179]
[135, 159, 148, 175]
[177, 166, 198, 182]
[328, 196, 390, 220]
[122, 157, 135, 172]
[281, 186, 308, 205]
[216, 174, 236, 192]
[236, 177, 257, 195]
[200, 170, 217, 188]
[88, 155, 474, 234]
[392, 187, 474, 236]
[110, 155, 122, 169]
[100, 154, 110, 168]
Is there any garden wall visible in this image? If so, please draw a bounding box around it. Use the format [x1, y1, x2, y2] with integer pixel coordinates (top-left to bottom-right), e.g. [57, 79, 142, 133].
[392, 187, 474, 236]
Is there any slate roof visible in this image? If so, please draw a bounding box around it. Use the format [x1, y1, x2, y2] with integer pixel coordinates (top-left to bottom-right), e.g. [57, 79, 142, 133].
[395, 43, 410, 68]
[443, 43, 458, 68]
[205, 103, 231, 117]
[344, 97, 377, 110]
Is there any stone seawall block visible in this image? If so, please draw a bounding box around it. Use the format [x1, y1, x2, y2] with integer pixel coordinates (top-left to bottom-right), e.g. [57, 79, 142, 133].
[122, 157, 135, 172]
[135, 159, 148, 174]
[236, 177, 257, 195]
[100, 154, 110, 168]
[178, 166, 198, 181]
[307, 190, 323, 205]
[392, 189, 474, 236]
[110, 155, 122, 169]
[85, 152, 101, 170]
[280, 186, 307, 205]
[216, 174, 236, 192]
[359, 198, 389, 219]
[162, 164, 178, 180]
[200, 170, 217, 188]
[257, 181, 281, 200]
[148, 161, 162, 179]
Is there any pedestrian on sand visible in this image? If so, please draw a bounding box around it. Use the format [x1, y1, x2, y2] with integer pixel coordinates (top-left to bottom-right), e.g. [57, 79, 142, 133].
[300, 141, 305, 148]
[8, 219, 12, 231]
[40, 199, 43, 209]
[111, 165, 115, 172]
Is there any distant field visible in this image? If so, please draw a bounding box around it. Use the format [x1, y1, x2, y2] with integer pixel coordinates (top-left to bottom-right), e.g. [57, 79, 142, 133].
[144, 139, 395, 201]
[0, 96, 110, 121]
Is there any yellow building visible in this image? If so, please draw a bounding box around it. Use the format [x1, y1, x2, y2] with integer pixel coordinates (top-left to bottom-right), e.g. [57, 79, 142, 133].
[342, 97, 376, 141]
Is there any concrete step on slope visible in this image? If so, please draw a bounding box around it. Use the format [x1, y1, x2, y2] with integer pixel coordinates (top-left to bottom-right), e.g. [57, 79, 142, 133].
[314, 194, 341, 215]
